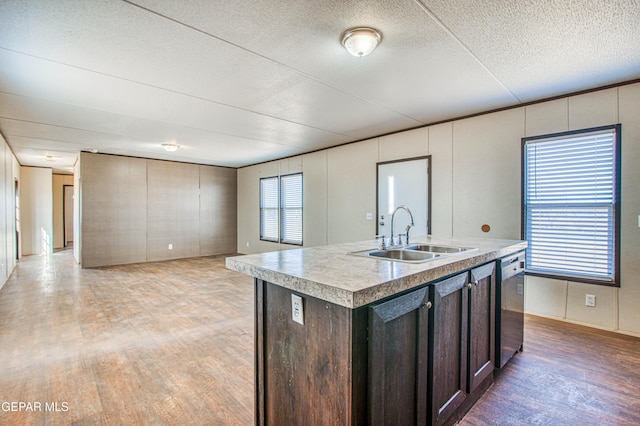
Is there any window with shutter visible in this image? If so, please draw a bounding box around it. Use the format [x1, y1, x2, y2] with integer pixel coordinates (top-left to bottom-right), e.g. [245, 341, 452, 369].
[522, 125, 620, 286]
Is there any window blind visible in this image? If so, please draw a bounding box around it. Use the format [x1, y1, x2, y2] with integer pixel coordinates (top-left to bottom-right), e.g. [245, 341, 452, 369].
[260, 177, 279, 242]
[523, 127, 618, 283]
[280, 173, 303, 245]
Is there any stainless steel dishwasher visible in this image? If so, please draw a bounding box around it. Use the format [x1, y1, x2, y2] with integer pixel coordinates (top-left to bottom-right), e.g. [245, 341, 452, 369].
[496, 251, 525, 369]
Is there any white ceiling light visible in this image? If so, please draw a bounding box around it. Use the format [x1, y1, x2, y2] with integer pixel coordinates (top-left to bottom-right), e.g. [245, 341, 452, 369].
[44, 155, 57, 162]
[162, 143, 180, 152]
[341, 27, 382, 57]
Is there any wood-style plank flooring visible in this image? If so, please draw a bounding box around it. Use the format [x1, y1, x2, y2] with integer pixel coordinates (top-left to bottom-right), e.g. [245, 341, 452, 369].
[0, 250, 254, 425]
[1, 250, 639, 425]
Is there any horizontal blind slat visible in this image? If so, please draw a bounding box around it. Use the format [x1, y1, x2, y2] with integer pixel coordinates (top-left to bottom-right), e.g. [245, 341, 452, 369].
[524, 127, 617, 282]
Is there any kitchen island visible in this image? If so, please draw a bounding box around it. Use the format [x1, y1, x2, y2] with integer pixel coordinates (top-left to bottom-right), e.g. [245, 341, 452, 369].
[226, 236, 527, 426]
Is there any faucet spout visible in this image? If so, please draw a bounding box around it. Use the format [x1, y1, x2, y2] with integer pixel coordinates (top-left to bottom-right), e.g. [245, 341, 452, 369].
[391, 205, 415, 246]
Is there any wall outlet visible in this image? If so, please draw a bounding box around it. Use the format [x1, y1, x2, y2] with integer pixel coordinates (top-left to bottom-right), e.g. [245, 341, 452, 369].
[291, 294, 304, 325]
[168, 243, 173, 250]
[366, 212, 373, 220]
[585, 294, 596, 307]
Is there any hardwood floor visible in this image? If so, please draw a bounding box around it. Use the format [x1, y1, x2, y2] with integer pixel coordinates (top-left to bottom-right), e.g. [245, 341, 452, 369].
[1, 250, 639, 425]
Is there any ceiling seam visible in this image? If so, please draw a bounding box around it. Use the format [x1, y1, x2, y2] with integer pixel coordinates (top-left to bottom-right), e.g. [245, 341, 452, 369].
[0, 106, 323, 152]
[0, 47, 354, 141]
[120, 0, 426, 124]
[412, 0, 522, 104]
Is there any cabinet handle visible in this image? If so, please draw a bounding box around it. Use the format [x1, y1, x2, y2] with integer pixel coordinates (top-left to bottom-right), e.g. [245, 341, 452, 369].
[467, 282, 473, 289]
[467, 280, 478, 289]
[422, 301, 432, 309]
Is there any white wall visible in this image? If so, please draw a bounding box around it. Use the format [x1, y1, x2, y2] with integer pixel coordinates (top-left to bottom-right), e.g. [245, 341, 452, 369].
[0, 139, 20, 289]
[20, 167, 53, 257]
[236, 82, 640, 337]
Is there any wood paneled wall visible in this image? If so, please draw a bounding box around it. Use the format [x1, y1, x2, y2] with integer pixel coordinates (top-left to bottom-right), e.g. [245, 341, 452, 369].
[80, 153, 236, 268]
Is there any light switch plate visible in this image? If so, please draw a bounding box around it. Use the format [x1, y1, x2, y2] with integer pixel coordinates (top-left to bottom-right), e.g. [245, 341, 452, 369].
[291, 294, 304, 325]
[585, 294, 596, 307]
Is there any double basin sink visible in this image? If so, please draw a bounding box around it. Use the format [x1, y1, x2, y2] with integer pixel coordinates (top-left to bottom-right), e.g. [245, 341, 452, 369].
[350, 243, 477, 264]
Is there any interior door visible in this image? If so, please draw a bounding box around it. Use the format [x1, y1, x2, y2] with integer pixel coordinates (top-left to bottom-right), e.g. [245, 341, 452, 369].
[377, 157, 430, 241]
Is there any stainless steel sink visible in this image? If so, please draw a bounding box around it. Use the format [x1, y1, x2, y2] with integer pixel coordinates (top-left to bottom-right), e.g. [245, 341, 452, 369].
[368, 249, 439, 262]
[349, 243, 477, 263]
[403, 244, 472, 253]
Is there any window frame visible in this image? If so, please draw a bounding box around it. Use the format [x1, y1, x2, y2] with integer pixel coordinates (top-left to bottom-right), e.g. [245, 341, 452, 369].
[259, 173, 303, 246]
[521, 124, 621, 287]
[279, 172, 303, 246]
[259, 176, 279, 243]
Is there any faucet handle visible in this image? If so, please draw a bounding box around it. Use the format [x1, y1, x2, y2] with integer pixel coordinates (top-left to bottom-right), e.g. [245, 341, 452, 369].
[397, 233, 406, 246]
[375, 235, 387, 250]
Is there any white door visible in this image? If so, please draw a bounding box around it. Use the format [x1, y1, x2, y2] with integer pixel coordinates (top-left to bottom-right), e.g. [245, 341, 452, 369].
[377, 158, 429, 242]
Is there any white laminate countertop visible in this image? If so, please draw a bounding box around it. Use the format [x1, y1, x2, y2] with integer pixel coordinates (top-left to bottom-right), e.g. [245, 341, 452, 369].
[225, 236, 527, 309]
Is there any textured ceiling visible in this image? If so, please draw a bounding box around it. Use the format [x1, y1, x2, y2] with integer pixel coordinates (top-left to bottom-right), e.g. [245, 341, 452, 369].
[1, 0, 639, 172]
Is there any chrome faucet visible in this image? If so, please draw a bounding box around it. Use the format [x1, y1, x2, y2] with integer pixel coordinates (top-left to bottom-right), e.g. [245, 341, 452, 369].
[391, 205, 415, 246]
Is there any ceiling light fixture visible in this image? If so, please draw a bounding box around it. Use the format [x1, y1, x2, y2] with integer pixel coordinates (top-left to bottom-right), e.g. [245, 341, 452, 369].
[162, 143, 180, 152]
[44, 155, 57, 162]
[341, 27, 382, 57]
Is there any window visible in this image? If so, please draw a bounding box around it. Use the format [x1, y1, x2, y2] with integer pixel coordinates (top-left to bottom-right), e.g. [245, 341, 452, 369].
[260, 177, 279, 242]
[522, 125, 620, 286]
[260, 173, 303, 245]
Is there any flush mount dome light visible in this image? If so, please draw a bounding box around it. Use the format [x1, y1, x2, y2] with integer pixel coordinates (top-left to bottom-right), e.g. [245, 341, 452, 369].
[162, 143, 180, 152]
[341, 27, 382, 57]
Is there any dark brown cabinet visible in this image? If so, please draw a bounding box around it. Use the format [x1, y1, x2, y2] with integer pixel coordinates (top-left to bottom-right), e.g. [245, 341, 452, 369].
[430, 272, 469, 425]
[430, 263, 496, 425]
[368, 286, 430, 424]
[467, 262, 496, 394]
[254, 261, 497, 426]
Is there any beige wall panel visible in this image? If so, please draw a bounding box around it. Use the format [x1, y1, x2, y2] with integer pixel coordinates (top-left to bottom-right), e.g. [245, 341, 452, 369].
[52, 174, 64, 249]
[302, 150, 328, 248]
[565, 282, 617, 330]
[452, 108, 524, 239]
[428, 122, 453, 237]
[20, 167, 53, 256]
[379, 127, 429, 162]
[52, 174, 73, 250]
[280, 156, 303, 175]
[0, 143, 6, 283]
[81, 153, 147, 267]
[147, 160, 200, 262]
[236, 165, 258, 254]
[568, 88, 619, 130]
[5, 143, 18, 280]
[327, 139, 378, 244]
[525, 98, 568, 137]
[524, 276, 567, 319]
[199, 166, 237, 256]
[618, 83, 640, 335]
[73, 158, 81, 263]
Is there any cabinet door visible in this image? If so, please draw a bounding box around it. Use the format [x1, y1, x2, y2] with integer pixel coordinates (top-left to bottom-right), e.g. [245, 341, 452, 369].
[468, 262, 496, 394]
[369, 286, 430, 425]
[430, 272, 469, 425]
